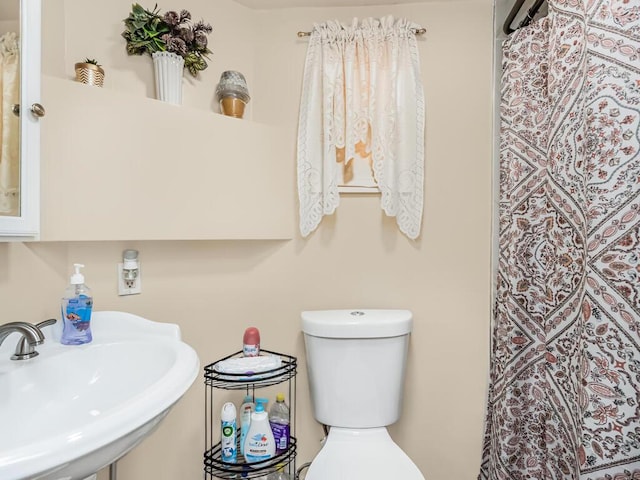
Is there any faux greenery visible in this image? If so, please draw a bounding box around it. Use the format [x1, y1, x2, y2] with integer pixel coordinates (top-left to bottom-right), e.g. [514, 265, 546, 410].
[83, 58, 101, 67]
[122, 4, 167, 55]
[122, 3, 212, 77]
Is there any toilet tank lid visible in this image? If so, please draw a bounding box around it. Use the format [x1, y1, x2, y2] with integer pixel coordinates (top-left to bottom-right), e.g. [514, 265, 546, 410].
[301, 309, 413, 338]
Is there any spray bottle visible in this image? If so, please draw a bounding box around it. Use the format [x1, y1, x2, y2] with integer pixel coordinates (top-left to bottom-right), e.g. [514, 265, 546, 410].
[221, 402, 237, 463]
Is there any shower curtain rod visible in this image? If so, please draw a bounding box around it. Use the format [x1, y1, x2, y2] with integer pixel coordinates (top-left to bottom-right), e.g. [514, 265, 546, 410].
[297, 27, 426, 37]
[503, 0, 546, 35]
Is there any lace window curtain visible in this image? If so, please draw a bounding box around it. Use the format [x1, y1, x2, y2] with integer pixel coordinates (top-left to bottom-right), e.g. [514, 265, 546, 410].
[297, 16, 425, 240]
[0, 32, 20, 216]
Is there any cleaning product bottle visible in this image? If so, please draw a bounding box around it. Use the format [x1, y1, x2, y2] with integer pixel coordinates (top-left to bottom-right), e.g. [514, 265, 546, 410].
[61, 263, 93, 345]
[221, 402, 237, 463]
[269, 393, 290, 455]
[239, 395, 254, 456]
[266, 465, 291, 480]
[243, 398, 275, 463]
[243, 327, 260, 357]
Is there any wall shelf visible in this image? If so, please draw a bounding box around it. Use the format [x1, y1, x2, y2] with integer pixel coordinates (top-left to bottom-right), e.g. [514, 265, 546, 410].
[39, 76, 294, 241]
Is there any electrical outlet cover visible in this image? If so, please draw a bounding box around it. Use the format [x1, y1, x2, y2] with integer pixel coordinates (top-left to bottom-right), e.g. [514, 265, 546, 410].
[118, 263, 141, 296]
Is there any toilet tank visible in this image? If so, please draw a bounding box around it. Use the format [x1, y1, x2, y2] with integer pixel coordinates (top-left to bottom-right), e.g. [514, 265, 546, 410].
[301, 309, 412, 428]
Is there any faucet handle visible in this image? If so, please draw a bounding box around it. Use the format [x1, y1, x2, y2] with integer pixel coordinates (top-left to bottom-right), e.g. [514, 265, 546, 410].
[12, 318, 57, 361]
[35, 318, 57, 329]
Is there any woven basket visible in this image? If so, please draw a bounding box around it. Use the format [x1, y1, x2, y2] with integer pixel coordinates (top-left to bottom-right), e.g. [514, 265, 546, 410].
[74, 62, 105, 87]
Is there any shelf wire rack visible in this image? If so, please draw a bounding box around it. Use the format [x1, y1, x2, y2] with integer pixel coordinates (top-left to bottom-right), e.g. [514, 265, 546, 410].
[204, 350, 297, 480]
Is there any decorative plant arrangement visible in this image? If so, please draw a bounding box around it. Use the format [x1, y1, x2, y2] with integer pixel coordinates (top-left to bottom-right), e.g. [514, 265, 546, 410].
[122, 3, 212, 77]
[74, 58, 105, 87]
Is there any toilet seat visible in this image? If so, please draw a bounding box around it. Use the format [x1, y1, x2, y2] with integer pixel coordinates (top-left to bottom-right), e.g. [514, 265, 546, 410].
[305, 427, 425, 480]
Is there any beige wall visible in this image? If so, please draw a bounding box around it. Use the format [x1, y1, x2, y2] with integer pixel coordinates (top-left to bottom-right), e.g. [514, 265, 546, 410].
[0, 0, 493, 478]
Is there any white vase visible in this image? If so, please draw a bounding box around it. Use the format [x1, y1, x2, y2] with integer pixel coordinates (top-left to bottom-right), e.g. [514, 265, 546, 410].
[152, 52, 184, 105]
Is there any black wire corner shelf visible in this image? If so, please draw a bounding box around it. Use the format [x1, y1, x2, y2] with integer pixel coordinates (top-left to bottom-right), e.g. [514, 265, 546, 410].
[204, 349, 298, 480]
[204, 435, 297, 479]
[204, 349, 297, 390]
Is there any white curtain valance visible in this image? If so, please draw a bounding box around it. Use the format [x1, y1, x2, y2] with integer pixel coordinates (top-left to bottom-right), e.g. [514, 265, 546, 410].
[296, 16, 425, 240]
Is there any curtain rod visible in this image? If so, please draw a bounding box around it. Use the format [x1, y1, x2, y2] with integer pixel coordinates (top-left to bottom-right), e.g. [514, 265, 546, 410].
[297, 27, 426, 37]
[503, 0, 546, 35]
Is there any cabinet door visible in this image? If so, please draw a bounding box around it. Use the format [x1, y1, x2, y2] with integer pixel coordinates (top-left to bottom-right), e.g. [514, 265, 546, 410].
[0, 0, 42, 240]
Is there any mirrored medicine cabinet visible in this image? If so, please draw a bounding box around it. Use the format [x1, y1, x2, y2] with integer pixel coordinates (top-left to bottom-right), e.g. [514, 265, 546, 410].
[0, 0, 42, 240]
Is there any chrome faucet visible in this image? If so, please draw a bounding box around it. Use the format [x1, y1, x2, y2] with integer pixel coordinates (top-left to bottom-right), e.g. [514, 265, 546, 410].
[0, 318, 57, 360]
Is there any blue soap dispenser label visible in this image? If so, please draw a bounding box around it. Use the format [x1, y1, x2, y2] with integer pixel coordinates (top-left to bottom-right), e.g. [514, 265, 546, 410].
[65, 295, 93, 331]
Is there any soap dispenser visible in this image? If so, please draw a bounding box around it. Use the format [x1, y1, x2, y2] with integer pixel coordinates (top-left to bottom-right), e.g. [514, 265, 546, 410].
[61, 263, 93, 345]
[243, 398, 275, 463]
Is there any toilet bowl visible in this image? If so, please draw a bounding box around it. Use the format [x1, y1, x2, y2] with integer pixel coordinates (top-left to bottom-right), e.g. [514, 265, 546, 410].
[305, 427, 424, 479]
[301, 309, 425, 480]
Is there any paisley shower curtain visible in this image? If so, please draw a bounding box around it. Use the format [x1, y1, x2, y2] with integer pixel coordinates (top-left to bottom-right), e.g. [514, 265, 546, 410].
[480, 0, 640, 478]
[0, 32, 19, 216]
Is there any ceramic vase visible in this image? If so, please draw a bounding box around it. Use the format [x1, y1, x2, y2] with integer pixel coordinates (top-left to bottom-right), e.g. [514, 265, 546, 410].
[152, 52, 184, 105]
[215, 71, 250, 118]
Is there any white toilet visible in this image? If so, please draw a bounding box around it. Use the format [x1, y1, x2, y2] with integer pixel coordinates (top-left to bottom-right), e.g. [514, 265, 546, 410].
[301, 309, 425, 480]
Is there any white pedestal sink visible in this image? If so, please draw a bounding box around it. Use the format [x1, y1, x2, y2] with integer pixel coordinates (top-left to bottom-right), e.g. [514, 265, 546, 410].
[0, 311, 200, 480]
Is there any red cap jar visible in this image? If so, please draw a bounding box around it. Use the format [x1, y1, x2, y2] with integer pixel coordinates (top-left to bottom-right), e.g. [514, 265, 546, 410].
[243, 327, 260, 357]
